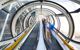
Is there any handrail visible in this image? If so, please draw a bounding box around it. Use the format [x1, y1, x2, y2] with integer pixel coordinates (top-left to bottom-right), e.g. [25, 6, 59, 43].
[4, 23, 37, 50]
[57, 33, 74, 50]
[49, 29, 74, 50]
[14, 23, 37, 50]
[50, 26, 74, 50]
[54, 27, 80, 44]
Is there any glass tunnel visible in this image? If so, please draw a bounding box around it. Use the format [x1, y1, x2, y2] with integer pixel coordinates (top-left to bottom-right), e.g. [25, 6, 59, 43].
[0, 0, 80, 50]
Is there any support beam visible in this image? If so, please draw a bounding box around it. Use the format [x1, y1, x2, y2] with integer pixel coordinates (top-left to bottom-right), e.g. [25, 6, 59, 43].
[0, 14, 9, 41]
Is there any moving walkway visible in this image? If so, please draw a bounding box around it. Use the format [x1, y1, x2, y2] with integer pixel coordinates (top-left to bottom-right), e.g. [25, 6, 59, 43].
[4, 20, 74, 50]
[0, 0, 80, 50]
